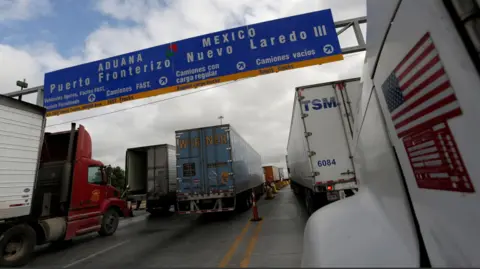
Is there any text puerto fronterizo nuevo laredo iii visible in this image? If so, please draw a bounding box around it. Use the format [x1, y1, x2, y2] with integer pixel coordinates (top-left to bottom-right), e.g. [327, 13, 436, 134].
[43, 9, 343, 116]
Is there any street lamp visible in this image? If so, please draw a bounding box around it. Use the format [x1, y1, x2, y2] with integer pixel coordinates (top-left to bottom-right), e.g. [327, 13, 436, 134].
[218, 116, 224, 125]
[16, 79, 28, 101]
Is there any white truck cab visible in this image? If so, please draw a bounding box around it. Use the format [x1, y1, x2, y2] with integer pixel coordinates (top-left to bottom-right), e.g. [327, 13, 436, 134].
[302, 0, 480, 267]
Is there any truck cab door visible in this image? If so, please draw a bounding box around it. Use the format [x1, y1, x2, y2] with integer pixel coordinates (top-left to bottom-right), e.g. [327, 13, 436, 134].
[66, 160, 106, 239]
[66, 125, 105, 239]
[69, 161, 106, 213]
[84, 165, 107, 209]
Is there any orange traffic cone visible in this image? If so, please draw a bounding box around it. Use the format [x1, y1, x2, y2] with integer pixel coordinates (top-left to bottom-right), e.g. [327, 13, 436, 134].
[250, 192, 262, 222]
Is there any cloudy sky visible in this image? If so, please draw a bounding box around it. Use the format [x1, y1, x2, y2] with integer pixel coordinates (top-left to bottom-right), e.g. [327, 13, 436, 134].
[0, 0, 366, 170]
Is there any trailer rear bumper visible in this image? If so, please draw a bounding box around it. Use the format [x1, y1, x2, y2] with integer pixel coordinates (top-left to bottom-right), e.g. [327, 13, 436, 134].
[177, 191, 235, 200]
[314, 178, 357, 192]
[177, 207, 235, 214]
[176, 191, 236, 214]
[313, 178, 358, 202]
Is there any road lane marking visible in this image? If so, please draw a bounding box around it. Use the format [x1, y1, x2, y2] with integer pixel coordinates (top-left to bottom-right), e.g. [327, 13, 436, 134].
[239, 221, 263, 268]
[218, 221, 252, 268]
[62, 240, 130, 268]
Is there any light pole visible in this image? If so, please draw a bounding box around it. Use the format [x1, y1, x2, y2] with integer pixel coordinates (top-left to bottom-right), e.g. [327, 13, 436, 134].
[218, 115, 224, 125]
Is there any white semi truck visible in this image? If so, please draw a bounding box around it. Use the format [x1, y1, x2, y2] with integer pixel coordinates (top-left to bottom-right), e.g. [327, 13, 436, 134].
[287, 78, 361, 215]
[302, 0, 480, 267]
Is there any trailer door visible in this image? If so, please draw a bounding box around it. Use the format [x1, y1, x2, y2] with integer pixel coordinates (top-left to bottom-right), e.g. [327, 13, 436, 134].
[176, 130, 203, 194]
[201, 126, 233, 193]
[300, 82, 357, 186]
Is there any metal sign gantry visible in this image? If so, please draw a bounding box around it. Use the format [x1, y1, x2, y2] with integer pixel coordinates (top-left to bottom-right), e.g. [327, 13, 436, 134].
[4, 16, 367, 106]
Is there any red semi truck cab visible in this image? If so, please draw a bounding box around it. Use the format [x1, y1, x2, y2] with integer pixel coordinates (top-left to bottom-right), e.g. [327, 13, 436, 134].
[0, 95, 130, 267]
[47, 124, 131, 240]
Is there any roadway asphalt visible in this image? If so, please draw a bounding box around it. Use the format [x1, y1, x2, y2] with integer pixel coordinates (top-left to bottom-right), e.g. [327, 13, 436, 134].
[28, 187, 309, 268]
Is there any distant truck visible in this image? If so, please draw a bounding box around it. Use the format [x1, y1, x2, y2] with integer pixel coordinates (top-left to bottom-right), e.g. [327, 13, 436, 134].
[125, 144, 177, 215]
[0, 95, 130, 267]
[285, 155, 290, 176]
[286, 78, 360, 215]
[263, 165, 280, 183]
[175, 124, 264, 214]
[279, 168, 285, 181]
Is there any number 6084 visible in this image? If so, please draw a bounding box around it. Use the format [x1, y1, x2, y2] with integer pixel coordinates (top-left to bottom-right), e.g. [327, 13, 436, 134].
[317, 159, 336, 167]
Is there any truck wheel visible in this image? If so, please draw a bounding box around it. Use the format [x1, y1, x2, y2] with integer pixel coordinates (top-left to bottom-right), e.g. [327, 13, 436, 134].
[99, 209, 119, 236]
[147, 207, 171, 217]
[291, 183, 299, 195]
[305, 189, 316, 216]
[344, 189, 355, 197]
[236, 193, 253, 212]
[0, 224, 36, 267]
[247, 193, 253, 209]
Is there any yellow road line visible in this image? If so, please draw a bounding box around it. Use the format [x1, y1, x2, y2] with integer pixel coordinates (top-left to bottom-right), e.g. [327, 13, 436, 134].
[239, 221, 264, 268]
[218, 220, 252, 268]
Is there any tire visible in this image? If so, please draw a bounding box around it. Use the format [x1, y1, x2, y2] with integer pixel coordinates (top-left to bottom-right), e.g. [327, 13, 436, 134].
[291, 183, 300, 195]
[99, 209, 120, 236]
[0, 224, 36, 267]
[161, 205, 172, 214]
[304, 189, 317, 216]
[146, 207, 160, 215]
[236, 192, 252, 212]
[148, 206, 172, 217]
[246, 192, 253, 209]
[344, 189, 355, 197]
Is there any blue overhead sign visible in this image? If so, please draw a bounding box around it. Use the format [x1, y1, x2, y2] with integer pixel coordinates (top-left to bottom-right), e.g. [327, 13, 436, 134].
[44, 9, 343, 116]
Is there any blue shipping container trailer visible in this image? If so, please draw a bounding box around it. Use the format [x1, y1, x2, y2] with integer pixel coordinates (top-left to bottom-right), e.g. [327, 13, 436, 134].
[175, 124, 265, 214]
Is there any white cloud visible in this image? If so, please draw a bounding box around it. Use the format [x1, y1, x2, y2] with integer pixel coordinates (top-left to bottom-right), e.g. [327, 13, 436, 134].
[0, 0, 366, 169]
[0, 0, 52, 22]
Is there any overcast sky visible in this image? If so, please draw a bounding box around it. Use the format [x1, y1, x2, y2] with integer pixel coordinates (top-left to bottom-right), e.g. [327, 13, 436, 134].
[0, 0, 366, 170]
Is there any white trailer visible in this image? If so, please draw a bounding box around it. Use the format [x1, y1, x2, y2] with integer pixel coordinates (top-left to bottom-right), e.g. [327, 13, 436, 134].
[0, 95, 45, 220]
[125, 144, 177, 215]
[287, 78, 361, 215]
[302, 0, 480, 267]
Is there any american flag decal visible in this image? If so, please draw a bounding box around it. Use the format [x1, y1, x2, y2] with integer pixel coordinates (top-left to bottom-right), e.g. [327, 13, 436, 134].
[381, 32, 474, 193]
